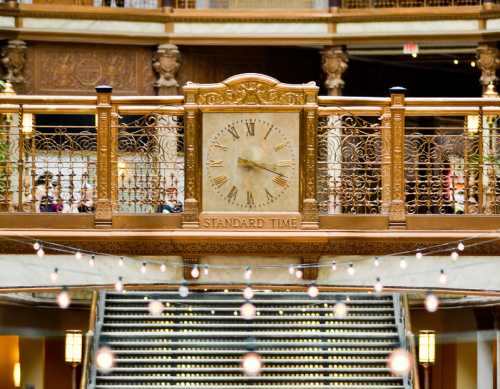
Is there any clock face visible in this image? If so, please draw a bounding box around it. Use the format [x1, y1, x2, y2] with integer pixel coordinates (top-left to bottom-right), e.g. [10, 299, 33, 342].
[202, 113, 300, 212]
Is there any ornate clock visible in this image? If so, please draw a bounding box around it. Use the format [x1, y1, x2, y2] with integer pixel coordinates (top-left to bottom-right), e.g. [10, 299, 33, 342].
[202, 112, 300, 213]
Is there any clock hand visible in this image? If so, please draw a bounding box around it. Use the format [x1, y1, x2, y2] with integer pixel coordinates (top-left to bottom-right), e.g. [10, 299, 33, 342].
[237, 158, 287, 178]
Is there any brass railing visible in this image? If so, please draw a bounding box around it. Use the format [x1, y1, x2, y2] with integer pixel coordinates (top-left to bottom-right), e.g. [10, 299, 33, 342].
[341, 0, 483, 8]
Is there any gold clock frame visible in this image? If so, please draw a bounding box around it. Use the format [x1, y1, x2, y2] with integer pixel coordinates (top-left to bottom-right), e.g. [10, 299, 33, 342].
[182, 73, 319, 230]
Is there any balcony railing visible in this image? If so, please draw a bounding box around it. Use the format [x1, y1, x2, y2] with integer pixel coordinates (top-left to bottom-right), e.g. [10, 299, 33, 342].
[1, 88, 500, 229]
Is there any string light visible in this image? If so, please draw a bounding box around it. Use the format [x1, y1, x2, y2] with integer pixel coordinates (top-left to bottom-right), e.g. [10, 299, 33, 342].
[439, 269, 447, 284]
[75, 251, 82, 260]
[118, 257, 124, 266]
[160, 263, 166, 272]
[307, 283, 319, 298]
[333, 301, 348, 318]
[33, 241, 40, 251]
[88, 255, 95, 267]
[295, 268, 303, 279]
[373, 257, 380, 267]
[50, 268, 59, 283]
[148, 300, 164, 316]
[244, 266, 252, 280]
[425, 292, 439, 313]
[347, 263, 355, 276]
[179, 282, 189, 298]
[451, 251, 459, 261]
[471, 60, 476, 67]
[203, 265, 209, 276]
[243, 286, 254, 300]
[191, 265, 200, 279]
[57, 287, 71, 309]
[416, 249, 423, 260]
[140, 262, 147, 274]
[115, 276, 123, 292]
[95, 346, 115, 373]
[457, 241, 465, 251]
[240, 302, 256, 320]
[242, 352, 262, 376]
[331, 260, 337, 271]
[453, 59, 459, 65]
[374, 277, 383, 293]
[399, 258, 407, 269]
[288, 265, 295, 275]
[387, 348, 412, 376]
[37, 247, 45, 258]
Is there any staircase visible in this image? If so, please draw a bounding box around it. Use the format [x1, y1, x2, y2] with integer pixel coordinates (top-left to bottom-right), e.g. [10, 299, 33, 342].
[87, 291, 411, 389]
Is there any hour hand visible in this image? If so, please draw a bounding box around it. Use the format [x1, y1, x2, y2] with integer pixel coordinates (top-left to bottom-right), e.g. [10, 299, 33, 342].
[237, 157, 287, 178]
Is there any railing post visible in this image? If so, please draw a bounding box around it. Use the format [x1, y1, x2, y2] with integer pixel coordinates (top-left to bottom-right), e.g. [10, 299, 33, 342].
[381, 105, 392, 215]
[389, 86, 406, 229]
[95, 85, 113, 228]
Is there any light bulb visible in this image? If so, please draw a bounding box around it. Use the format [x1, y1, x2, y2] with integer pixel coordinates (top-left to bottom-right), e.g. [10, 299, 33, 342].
[160, 263, 166, 272]
[387, 348, 412, 376]
[191, 265, 200, 279]
[240, 302, 256, 320]
[295, 269, 303, 279]
[471, 60, 476, 67]
[439, 269, 447, 284]
[57, 288, 71, 309]
[307, 283, 319, 298]
[243, 286, 254, 300]
[115, 276, 123, 292]
[331, 261, 337, 271]
[179, 283, 189, 298]
[75, 251, 82, 260]
[416, 250, 423, 260]
[288, 265, 295, 275]
[33, 241, 40, 251]
[400, 259, 407, 269]
[242, 352, 262, 376]
[95, 346, 115, 373]
[347, 263, 355, 276]
[425, 293, 439, 312]
[118, 257, 124, 266]
[457, 241, 465, 251]
[148, 300, 164, 316]
[333, 301, 348, 318]
[244, 266, 252, 280]
[37, 247, 45, 258]
[453, 59, 459, 65]
[140, 262, 147, 274]
[89, 256, 95, 267]
[374, 277, 383, 293]
[203, 265, 209, 276]
[451, 251, 459, 261]
[373, 257, 380, 267]
[50, 268, 59, 283]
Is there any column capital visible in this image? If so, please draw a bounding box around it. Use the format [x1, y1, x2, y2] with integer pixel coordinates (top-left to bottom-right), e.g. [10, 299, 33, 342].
[321, 46, 348, 96]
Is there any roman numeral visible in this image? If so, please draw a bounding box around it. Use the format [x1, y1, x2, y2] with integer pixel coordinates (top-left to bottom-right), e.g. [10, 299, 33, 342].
[226, 125, 240, 140]
[226, 185, 238, 203]
[276, 160, 292, 167]
[264, 124, 274, 140]
[273, 176, 288, 188]
[207, 159, 224, 167]
[212, 141, 228, 151]
[245, 120, 256, 136]
[212, 175, 228, 189]
[274, 143, 286, 152]
[246, 191, 255, 207]
[265, 188, 275, 202]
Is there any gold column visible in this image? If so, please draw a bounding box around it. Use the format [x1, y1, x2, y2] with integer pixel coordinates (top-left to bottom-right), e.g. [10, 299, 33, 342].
[381, 105, 392, 215]
[95, 85, 113, 228]
[389, 87, 407, 228]
[302, 104, 319, 229]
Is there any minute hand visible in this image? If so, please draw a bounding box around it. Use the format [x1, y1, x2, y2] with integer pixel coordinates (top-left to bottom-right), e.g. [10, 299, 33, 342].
[238, 158, 287, 178]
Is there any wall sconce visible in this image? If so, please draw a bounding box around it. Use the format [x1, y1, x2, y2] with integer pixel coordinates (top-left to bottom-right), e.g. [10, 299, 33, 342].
[13, 362, 20, 387]
[65, 330, 83, 389]
[21, 113, 33, 134]
[418, 330, 436, 389]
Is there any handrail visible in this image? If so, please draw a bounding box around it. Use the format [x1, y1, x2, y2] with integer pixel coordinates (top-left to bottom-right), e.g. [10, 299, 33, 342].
[403, 294, 421, 389]
[80, 290, 98, 389]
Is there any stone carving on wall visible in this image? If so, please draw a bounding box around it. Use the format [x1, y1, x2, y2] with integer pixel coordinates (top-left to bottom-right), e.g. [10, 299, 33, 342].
[477, 44, 499, 95]
[321, 46, 348, 96]
[152, 44, 181, 96]
[24, 43, 155, 95]
[1, 40, 27, 88]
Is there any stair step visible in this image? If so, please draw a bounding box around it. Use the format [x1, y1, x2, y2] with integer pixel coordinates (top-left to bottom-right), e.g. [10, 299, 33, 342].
[113, 358, 389, 364]
[100, 331, 398, 338]
[96, 376, 403, 382]
[95, 386, 405, 389]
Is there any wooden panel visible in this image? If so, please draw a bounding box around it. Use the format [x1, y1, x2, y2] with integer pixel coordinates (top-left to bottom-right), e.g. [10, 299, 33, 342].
[319, 215, 389, 230]
[25, 43, 155, 95]
[407, 215, 500, 230]
[112, 214, 182, 229]
[0, 214, 95, 229]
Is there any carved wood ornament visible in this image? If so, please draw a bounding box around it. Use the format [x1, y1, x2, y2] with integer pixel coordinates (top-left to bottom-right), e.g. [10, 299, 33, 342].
[153, 43, 181, 96]
[1, 40, 27, 90]
[321, 46, 348, 96]
[477, 44, 500, 95]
